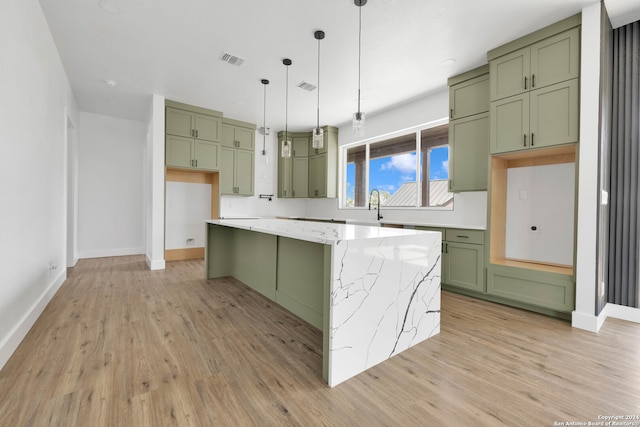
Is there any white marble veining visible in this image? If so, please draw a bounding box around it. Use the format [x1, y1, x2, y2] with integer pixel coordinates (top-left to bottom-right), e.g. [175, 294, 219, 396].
[328, 233, 441, 386]
[206, 218, 441, 386]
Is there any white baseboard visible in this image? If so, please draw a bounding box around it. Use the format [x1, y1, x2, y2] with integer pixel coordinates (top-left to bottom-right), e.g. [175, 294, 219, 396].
[572, 303, 640, 334]
[571, 310, 603, 332]
[78, 247, 143, 259]
[605, 303, 640, 323]
[0, 268, 67, 370]
[146, 255, 165, 270]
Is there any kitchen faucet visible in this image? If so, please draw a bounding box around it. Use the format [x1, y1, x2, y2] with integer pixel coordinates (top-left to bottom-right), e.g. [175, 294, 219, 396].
[368, 189, 383, 221]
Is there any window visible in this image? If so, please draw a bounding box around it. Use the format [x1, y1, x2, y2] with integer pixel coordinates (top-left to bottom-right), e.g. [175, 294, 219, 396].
[344, 124, 452, 209]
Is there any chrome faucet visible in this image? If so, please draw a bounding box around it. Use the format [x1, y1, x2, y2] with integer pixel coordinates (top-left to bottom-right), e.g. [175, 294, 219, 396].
[368, 189, 383, 221]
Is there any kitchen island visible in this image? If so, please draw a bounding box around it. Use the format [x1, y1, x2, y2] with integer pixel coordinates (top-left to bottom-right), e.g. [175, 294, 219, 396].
[205, 218, 441, 387]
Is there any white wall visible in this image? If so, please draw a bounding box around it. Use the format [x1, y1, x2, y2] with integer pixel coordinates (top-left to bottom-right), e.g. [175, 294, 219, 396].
[165, 182, 211, 249]
[77, 112, 145, 258]
[0, 0, 78, 369]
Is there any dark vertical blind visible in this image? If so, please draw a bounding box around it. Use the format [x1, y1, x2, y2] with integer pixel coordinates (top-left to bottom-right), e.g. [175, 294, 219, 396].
[608, 20, 640, 308]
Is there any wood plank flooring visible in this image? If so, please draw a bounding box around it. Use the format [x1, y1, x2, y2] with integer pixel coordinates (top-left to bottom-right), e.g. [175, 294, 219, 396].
[1, 255, 639, 426]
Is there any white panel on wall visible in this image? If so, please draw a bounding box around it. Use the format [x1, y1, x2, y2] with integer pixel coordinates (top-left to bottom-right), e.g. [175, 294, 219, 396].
[505, 163, 575, 265]
[165, 182, 212, 249]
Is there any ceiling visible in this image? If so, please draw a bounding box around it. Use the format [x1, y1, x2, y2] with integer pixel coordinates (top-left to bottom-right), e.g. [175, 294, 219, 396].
[39, 0, 639, 133]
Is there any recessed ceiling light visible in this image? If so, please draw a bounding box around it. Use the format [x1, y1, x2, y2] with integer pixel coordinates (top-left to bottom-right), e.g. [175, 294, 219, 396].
[98, 0, 120, 14]
[442, 59, 456, 67]
[104, 79, 117, 87]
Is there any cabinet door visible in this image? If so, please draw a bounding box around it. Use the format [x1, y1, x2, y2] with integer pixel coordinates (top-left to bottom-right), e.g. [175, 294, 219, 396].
[278, 156, 293, 198]
[293, 137, 309, 157]
[490, 48, 530, 101]
[443, 242, 485, 292]
[193, 141, 218, 170]
[292, 157, 308, 198]
[166, 135, 193, 168]
[219, 147, 235, 195]
[490, 93, 530, 154]
[195, 114, 220, 142]
[166, 108, 194, 137]
[236, 127, 254, 150]
[449, 113, 489, 192]
[530, 27, 580, 90]
[450, 74, 490, 120]
[529, 79, 579, 149]
[235, 149, 254, 196]
[220, 124, 236, 148]
[308, 155, 318, 198]
[315, 154, 328, 198]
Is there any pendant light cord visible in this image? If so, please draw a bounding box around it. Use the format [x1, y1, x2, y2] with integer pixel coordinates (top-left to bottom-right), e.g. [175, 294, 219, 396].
[357, 3, 362, 115]
[285, 64, 289, 141]
[316, 36, 321, 130]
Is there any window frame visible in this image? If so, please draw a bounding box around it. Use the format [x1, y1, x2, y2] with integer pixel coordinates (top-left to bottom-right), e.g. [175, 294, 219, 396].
[340, 118, 452, 210]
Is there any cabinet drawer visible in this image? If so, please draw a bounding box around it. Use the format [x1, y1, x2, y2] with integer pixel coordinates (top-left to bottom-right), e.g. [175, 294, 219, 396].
[445, 229, 484, 244]
[487, 264, 574, 312]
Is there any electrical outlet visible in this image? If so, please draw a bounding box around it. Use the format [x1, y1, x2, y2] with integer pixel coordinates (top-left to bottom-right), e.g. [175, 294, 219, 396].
[186, 238, 195, 246]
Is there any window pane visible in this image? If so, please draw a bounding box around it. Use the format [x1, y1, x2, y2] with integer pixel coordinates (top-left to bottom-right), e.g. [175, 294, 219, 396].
[346, 145, 366, 207]
[369, 135, 417, 207]
[423, 145, 453, 207]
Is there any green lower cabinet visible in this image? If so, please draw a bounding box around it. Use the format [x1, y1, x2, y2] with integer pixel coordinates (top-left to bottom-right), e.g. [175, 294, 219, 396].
[486, 264, 575, 312]
[275, 237, 326, 329]
[443, 241, 485, 292]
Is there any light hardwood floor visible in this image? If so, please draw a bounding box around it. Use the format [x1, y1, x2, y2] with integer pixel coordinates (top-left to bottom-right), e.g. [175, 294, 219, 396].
[1, 256, 639, 426]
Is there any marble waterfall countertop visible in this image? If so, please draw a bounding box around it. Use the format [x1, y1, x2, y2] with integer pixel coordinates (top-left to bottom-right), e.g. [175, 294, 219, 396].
[206, 218, 432, 244]
[206, 218, 442, 386]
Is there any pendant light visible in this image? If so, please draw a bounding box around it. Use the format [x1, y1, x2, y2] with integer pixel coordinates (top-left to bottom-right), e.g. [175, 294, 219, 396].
[260, 79, 270, 164]
[312, 30, 325, 149]
[281, 58, 292, 158]
[352, 0, 367, 137]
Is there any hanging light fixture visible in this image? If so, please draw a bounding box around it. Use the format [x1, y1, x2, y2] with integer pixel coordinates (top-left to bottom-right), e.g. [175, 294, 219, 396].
[312, 30, 325, 149]
[260, 79, 270, 164]
[352, 0, 367, 137]
[281, 58, 292, 158]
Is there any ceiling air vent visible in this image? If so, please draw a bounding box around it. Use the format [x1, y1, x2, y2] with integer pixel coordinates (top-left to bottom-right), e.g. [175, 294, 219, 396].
[297, 81, 317, 92]
[219, 52, 245, 67]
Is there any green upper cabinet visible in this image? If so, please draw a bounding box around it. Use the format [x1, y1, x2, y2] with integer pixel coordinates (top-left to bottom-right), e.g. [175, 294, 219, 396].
[166, 106, 221, 142]
[449, 69, 490, 120]
[166, 134, 219, 170]
[220, 146, 254, 196]
[292, 157, 309, 198]
[488, 17, 580, 154]
[219, 118, 255, 196]
[448, 65, 490, 192]
[293, 137, 309, 157]
[490, 77, 579, 154]
[449, 113, 489, 191]
[165, 101, 223, 170]
[221, 121, 254, 150]
[309, 127, 338, 198]
[489, 26, 580, 101]
[277, 126, 338, 199]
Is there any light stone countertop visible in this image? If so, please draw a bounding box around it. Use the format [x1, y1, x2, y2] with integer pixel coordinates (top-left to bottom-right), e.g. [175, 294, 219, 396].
[207, 218, 434, 245]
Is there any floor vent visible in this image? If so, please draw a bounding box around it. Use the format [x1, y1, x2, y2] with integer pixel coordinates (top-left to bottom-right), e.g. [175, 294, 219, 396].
[219, 52, 245, 67]
[297, 81, 317, 91]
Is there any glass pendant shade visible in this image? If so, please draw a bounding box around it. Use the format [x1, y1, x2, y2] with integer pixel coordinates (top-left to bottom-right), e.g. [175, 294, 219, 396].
[352, 111, 365, 136]
[312, 127, 324, 149]
[281, 138, 292, 158]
